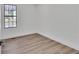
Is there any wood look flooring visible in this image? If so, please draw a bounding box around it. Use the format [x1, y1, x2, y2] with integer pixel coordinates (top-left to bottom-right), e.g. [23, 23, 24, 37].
[1, 33, 79, 54]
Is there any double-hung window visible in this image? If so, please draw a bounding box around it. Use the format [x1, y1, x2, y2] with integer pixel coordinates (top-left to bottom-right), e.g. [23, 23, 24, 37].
[4, 4, 17, 28]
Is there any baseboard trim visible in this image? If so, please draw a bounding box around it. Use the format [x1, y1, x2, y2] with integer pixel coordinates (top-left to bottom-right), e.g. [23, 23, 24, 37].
[1, 32, 79, 51]
[1, 32, 37, 41]
[38, 33, 79, 51]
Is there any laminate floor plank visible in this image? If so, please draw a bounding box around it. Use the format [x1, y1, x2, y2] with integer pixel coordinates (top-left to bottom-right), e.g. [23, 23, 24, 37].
[1, 33, 79, 54]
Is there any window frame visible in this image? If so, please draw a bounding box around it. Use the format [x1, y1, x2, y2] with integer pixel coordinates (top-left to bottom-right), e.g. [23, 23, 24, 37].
[4, 4, 17, 29]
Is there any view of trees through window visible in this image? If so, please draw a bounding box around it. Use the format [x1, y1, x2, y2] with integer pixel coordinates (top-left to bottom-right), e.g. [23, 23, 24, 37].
[4, 4, 17, 28]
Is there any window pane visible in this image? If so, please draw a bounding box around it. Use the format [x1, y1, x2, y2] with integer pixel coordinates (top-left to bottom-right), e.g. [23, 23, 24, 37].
[13, 5, 16, 11]
[9, 22, 13, 27]
[5, 11, 13, 16]
[5, 23, 9, 28]
[5, 5, 9, 11]
[5, 11, 8, 16]
[12, 22, 16, 27]
[4, 4, 17, 28]
[5, 17, 9, 22]
[13, 11, 16, 16]
[5, 5, 16, 16]
[13, 17, 16, 21]
[8, 5, 13, 11]
[8, 5, 16, 11]
[5, 17, 16, 28]
[5, 17, 12, 21]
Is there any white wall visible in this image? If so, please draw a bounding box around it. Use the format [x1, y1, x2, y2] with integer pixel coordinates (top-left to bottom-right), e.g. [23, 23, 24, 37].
[37, 5, 79, 50]
[0, 4, 79, 50]
[0, 5, 1, 40]
[1, 4, 37, 39]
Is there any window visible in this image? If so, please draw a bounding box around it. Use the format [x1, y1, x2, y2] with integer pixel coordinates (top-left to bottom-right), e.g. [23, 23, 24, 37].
[4, 4, 17, 28]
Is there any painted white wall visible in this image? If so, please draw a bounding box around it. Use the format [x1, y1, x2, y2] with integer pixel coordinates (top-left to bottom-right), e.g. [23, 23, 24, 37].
[37, 5, 79, 50]
[0, 5, 1, 40]
[0, 4, 79, 50]
[1, 4, 37, 39]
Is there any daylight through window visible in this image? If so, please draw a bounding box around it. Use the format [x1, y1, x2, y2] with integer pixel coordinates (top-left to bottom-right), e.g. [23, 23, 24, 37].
[4, 4, 17, 28]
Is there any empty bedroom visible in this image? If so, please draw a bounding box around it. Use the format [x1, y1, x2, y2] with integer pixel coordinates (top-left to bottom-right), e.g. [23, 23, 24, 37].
[0, 4, 79, 54]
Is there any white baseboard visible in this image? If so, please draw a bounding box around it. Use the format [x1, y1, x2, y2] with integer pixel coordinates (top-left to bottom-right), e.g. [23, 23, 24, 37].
[38, 33, 79, 51]
[1, 32, 79, 51]
[1, 32, 36, 40]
